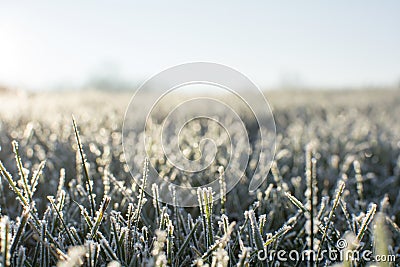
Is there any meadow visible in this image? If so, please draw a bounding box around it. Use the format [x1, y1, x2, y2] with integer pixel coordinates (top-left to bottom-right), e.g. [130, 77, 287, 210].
[0, 89, 399, 266]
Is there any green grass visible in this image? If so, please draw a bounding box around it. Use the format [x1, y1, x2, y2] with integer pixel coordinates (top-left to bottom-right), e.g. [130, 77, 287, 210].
[0, 89, 399, 266]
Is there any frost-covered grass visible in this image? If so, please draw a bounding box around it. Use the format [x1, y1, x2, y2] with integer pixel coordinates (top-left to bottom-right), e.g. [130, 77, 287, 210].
[0, 89, 399, 266]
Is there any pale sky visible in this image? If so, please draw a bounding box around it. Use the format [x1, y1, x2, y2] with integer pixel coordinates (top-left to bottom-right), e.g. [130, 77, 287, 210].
[0, 1, 399, 90]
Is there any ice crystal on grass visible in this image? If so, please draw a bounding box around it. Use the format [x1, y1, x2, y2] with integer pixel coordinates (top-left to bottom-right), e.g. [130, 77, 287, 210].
[0, 90, 398, 266]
